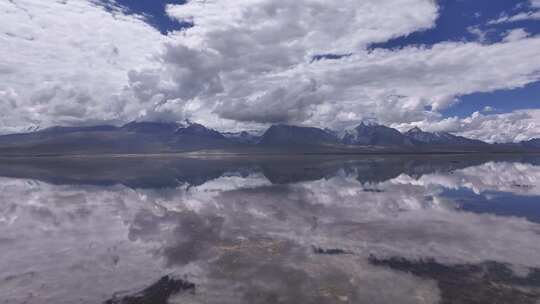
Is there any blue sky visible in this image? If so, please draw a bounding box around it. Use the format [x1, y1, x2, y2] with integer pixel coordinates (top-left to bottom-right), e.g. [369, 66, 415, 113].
[1, 0, 539, 142]
[100, 0, 190, 34]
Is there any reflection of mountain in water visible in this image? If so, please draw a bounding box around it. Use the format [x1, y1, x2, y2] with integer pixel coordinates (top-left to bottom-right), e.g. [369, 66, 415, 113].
[0, 154, 539, 188]
[105, 276, 195, 304]
[370, 257, 540, 304]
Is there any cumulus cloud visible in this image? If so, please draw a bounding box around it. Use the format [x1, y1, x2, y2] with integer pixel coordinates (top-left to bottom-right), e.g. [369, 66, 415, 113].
[149, 0, 440, 127]
[0, 0, 165, 132]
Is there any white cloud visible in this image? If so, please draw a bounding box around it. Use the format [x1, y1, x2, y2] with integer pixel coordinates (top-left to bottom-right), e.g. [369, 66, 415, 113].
[482, 106, 495, 112]
[488, 0, 540, 24]
[310, 38, 540, 128]
[166, 0, 438, 54]
[0, 0, 165, 132]
[155, 0, 441, 128]
[502, 28, 530, 42]
[467, 26, 490, 43]
[489, 11, 540, 24]
[396, 109, 540, 143]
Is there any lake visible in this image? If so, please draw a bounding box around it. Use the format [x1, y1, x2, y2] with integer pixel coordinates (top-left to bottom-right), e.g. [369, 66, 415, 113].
[0, 154, 539, 303]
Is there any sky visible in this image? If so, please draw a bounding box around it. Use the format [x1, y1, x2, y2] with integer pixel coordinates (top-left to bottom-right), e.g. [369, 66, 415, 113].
[1, 0, 539, 142]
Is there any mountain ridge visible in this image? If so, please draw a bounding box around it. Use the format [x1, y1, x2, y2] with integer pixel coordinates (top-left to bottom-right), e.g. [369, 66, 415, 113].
[343, 122, 414, 147]
[0, 121, 538, 155]
[405, 126, 488, 146]
[259, 124, 340, 146]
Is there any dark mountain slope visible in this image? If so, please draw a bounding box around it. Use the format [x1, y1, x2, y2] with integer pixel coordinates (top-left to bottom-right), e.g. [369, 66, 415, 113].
[259, 125, 340, 146]
[523, 138, 540, 149]
[0, 121, 233, 155]
[120, 121, 182, 134]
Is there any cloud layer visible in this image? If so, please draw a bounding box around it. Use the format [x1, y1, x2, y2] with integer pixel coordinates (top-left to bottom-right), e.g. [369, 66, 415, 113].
[160, 0, 540, 133]
[0, 0, 165, 132]
[1, 0, 540, 141]
[396, 109, 540, 143]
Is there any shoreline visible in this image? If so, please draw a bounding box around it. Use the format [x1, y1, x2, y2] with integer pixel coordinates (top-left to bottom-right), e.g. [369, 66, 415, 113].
[0, 150, 539, 160]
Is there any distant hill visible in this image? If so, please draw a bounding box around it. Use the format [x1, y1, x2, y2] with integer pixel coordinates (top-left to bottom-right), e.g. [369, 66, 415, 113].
[522, 138, 540, 149]
[0, 121, 233, 155]
[0, 121, 537, 156]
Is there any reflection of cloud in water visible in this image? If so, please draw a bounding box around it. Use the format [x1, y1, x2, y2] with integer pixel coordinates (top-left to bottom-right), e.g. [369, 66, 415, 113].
[394, 161, 540, 196]
[0, 158, 539, 303]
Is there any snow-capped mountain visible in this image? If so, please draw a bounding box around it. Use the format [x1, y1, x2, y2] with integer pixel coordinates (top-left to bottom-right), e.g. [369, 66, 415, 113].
[343, 122, 413, 146]
[405, 127, 487, 146]
[175, 123, 225, 139]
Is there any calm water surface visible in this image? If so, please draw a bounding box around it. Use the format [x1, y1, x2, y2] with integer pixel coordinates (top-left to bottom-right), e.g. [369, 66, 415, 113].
[1, 155, 540, 304]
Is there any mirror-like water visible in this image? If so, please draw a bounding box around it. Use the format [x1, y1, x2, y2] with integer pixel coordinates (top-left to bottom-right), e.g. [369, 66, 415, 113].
[1, 155, 540, 304]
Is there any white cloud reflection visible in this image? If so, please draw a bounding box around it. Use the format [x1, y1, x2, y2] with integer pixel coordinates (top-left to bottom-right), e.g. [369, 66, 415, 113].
[0, 158, 540, 302]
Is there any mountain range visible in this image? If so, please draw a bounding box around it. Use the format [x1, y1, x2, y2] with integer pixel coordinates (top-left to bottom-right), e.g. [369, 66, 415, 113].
[0, 121, 538, 156]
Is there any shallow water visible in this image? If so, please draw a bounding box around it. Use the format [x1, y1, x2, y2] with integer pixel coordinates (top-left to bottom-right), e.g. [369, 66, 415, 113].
[0, 155, 540, 304]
